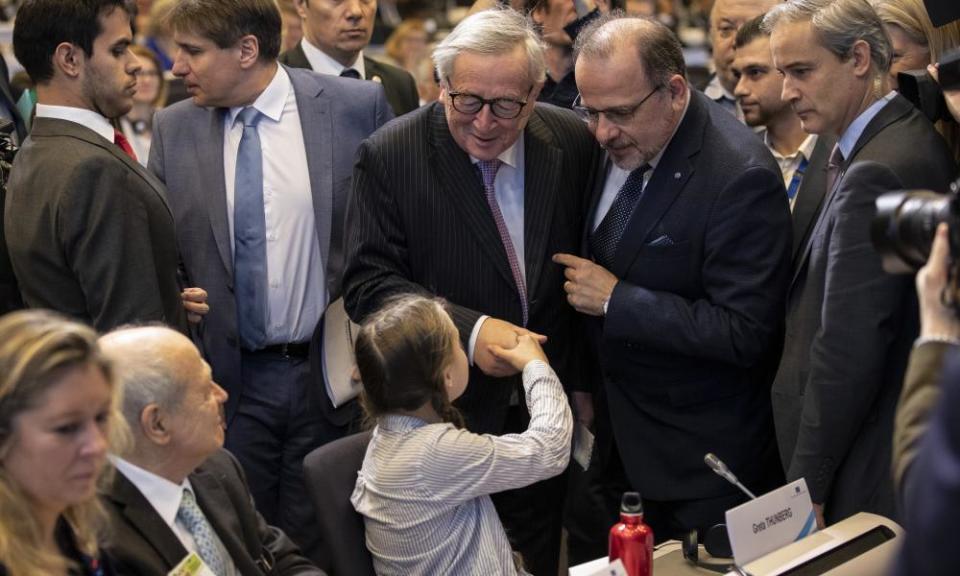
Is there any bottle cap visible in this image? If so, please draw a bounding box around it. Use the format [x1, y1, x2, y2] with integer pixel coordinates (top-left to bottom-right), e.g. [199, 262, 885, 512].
[621, 491, 643, 514]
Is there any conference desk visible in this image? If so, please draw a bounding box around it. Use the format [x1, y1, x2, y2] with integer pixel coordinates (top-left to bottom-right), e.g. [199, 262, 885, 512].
[569, 541, 729, 576]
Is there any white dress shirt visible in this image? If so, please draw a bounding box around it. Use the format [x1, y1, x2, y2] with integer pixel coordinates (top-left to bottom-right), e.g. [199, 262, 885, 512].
[35, 103, 114, 142]
[763, 131, 818, 211]
[223, 65, 324, 344]
[351, 360, 571, 576]
[299, 38, 366, 78]
[112, 457, 239, 576]
[466, 139, 526, 363]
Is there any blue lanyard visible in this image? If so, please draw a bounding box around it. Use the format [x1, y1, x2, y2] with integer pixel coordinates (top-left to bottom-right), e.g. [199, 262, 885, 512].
[786, 156, 810, 201]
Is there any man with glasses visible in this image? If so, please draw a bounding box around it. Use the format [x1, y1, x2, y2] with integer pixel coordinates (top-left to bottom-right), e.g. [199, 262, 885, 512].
[555, 14, 791, 541]
[343, 9, 600, 575]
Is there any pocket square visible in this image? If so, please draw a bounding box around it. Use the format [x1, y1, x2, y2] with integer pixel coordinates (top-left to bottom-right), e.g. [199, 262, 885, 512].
[647, 234, 675, 247]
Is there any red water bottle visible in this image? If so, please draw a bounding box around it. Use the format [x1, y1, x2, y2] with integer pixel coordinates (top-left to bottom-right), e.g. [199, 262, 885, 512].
[609, 492, 654, 576]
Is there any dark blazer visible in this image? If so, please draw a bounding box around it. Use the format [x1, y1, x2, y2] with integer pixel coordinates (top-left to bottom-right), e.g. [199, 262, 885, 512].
[773, 94, 956, 524]
[590, 91, 792, 501]
[790, 134, 835, 265]
[149, 66, 392, 423]
[280, 43, 419, 116]
[102, 450, 324, 576]
[343, 101, 601, 435]
[5, 117, 186, 332]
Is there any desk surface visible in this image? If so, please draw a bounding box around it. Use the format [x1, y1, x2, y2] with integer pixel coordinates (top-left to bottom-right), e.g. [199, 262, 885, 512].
[569, 542, 732, 576]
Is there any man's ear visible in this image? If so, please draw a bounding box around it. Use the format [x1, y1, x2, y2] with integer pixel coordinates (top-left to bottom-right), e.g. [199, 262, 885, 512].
[237, 34, 261, 69]
[850, 39, 873, 78]
[52, 42, 84, 79]
[140, 404, 173, 446]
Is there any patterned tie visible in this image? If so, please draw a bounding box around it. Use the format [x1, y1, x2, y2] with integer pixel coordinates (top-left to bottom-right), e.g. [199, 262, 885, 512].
[113, 129, 138, 162]
[176, 489, 228, 576]
[477, 159, 528, 326]
[340, 68, 361, 79]
[233, 107, 268, 350]
[590, 165, 651, 269]
[826, 144, 844, 195]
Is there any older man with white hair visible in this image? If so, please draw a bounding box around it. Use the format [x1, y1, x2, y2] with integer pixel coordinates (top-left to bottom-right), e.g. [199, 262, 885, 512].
[342, 8, 601, 573]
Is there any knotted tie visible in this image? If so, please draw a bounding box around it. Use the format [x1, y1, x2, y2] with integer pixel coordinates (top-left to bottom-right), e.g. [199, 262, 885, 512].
[339, 68, 361, 79]
[113, 129, 138, 162]
[477, 159, 528, 326]
[176, 489, 228, 576]
[233, 107, 268, 350]
[590, 165, 651, 269]
[826, 144, 844, 195]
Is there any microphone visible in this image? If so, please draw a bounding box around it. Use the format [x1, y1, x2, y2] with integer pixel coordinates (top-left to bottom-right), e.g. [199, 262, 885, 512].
[704, 453, 758, 500]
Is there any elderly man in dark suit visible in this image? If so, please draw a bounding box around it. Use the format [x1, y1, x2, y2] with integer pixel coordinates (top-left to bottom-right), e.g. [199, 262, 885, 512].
[281, 0, 419, 115]
[149, 0, 391, 557]
[5, 0, 200, 332]
[100, 326, 325, 576]
[343, 9, 601, 574]
[765, 0, 956, 527]
[556, 14, 791, 541]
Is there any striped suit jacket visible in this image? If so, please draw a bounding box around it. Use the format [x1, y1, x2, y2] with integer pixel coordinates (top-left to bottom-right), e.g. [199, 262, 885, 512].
[343, 102, 601, 434]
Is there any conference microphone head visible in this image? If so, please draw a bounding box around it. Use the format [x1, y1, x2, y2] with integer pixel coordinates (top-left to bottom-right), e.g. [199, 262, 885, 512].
[704, 453, 737, 482]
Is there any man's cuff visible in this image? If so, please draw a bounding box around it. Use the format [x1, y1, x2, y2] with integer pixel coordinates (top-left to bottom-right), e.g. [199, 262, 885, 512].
[468, 315, 491, 365]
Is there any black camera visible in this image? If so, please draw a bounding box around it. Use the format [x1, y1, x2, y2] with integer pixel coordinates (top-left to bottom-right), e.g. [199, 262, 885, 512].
[871, 179, 960, 274]
[898, 48, 960, 123]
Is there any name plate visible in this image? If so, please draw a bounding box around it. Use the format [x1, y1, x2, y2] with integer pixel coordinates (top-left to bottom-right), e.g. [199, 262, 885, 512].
[725, 478, 818, 566]
[586, 558, 627, 576]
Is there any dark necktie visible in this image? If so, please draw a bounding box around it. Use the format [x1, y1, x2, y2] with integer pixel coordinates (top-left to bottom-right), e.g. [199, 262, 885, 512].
[826, 144, 844, 194]
[113, 129, 138, 162]
[340, 68, 361, 80]
[233, 107, 268, 350]
[478, 159, 528, 326]
[590, 165, 651, 269]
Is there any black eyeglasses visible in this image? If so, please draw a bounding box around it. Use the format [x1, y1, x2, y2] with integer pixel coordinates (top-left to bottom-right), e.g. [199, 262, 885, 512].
[573, 85, 663, 126]
[446, 81, 533, 120]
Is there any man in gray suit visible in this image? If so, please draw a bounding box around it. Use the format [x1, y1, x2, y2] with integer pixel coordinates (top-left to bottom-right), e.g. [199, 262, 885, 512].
[281, 0, 419, 115]
[5, 0, 198, 333]
[765, 0, 955, 526]
[149, 0, 391, 555]
[100, 326, 325, 576]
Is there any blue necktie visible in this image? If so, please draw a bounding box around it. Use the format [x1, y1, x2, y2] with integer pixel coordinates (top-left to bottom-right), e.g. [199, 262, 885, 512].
[233, 107, 268, 350]
[176, 489, 228, 576]
[590, 165, 650, 269]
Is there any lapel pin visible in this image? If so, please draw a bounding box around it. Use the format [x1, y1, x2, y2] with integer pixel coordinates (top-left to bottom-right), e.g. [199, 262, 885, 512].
[674, 172, 681, 179]
[371, 75, 383, 84]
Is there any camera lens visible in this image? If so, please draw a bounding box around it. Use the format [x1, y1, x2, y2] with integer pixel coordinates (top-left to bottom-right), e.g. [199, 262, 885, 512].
[872, 191, 951, 273]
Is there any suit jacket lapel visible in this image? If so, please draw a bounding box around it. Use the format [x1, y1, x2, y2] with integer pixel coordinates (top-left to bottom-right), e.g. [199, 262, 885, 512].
[522, 110, 562, 299]
[191, 468, 260, 575]
[105, 472, 190, 569]
[198, 110, 233, 280]
[428, 104, 517, 290]
[611, 93, 702, 274]
[288, 67, 335, 285]
[790, 135, 832, 265]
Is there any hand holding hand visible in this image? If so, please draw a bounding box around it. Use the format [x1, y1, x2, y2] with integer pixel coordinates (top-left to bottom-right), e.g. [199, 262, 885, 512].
[489, 333, 549, 372]
[474, 318, 547, 377]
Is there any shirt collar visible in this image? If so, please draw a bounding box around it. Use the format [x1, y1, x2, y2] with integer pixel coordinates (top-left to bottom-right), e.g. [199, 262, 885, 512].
[225, 65, 289, 126]
[300, 39, 365, 79]
[763, 130, 818, 162]
[837, 90, 896, 159]
[112, 457, 193, 529]
[470, 138, 522, 170]
[35, 104, 114, 143]
[379, 414, 432, 432]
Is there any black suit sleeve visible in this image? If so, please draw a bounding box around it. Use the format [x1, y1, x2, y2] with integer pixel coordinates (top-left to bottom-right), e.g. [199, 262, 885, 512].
[604, 165, 790, 367]
[59, 158, 168, 330]
[788, 161, 913, 504]
[342, 139, 485, 338]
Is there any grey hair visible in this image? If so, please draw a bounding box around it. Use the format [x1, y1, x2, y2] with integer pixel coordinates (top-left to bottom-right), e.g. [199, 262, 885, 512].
[433, 8, 546, 86]
[762, 0, 892, 73]
[574, 13, 686, 87]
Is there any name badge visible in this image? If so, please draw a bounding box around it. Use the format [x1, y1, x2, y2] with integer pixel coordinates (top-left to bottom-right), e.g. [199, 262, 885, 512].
[725, 478, 818, 566]
[586, 558, 628, 576]
[168, 552, 218, 576]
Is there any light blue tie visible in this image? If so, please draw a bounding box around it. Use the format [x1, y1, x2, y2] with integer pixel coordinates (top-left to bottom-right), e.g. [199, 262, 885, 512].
[176, 489, 228, 576]
[233, 107, 267, 350]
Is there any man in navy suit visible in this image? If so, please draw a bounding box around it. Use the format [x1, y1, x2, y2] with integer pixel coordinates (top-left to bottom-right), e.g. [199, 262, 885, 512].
[149, 0, 391, 557]
[556, 14, 791, 540]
